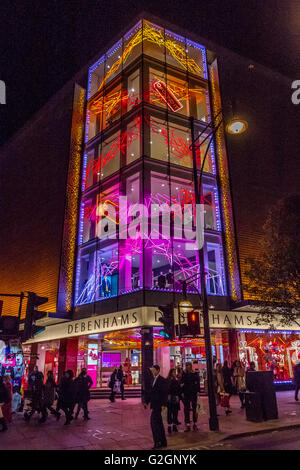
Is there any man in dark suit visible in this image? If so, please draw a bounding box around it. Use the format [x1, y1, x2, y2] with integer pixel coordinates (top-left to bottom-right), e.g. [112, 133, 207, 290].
[144, 365, 168, 449]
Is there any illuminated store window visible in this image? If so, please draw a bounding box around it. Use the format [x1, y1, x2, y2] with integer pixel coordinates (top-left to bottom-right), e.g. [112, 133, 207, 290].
[102, 84, 122, 130]
[150, 118, 193, 169]
[185, 42, 204, 78]
[125, 117, 141, 165]
[189, 81, 208, 122]
[205, 242, 225, 295]
[104, 40, 123, 86]
[95, 243, 119, 300]
[165, 29, 187, 72]
[98, 131, 121, 181]
[119, 174, 142, 293]
[76, 248, 95, 305]
[149, 68, 167, 110]
[127, 69, 140, 112]
[84, 149, 96, 190]
[149, 67, 190, 117]
[82, 199, 95, 243]
[194, 125, 215, 174]
[89, 60, 105, 99]
[96, 185, 119, 242]
[143, 21, 166, 62]
[169, 122, 192, 168]
[150, 118, 169, 162]
[123, 22, 142, 69]
[202, 184, 217, 230]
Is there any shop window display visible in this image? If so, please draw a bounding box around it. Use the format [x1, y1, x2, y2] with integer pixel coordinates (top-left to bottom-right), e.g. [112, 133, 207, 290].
[238, 331, 300, 382]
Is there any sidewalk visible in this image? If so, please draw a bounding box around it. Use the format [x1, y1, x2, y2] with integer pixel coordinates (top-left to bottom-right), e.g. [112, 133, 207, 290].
[0, 391, 300, 450]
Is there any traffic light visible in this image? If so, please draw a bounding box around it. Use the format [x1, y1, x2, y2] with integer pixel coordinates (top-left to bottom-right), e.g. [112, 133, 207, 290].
[187, 310, 201, 336]
[0, 315, 20, 339]
[23, 292, 48, 341]
[158, 304, 175, 341]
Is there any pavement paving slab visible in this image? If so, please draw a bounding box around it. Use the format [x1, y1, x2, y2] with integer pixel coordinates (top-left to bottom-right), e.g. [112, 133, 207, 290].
[1, 390, 300, 450]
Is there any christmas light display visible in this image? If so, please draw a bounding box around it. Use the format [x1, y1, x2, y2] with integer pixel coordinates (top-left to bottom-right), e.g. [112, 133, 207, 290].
[58, 85, 85, 313]
[96, 21, 204, 94]
[152, 80, 183, 112]
[209, 60, 241, 301]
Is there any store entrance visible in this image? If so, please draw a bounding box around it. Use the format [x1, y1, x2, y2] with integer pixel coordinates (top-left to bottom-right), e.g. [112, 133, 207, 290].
[77, 328, 142, 388]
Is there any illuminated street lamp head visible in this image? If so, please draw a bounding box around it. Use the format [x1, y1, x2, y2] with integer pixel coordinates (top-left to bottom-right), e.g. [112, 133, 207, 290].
[226, 118, 248, 135]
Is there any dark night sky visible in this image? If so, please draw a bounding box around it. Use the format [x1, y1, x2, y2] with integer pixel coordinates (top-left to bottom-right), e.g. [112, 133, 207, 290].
[0, 0, 300, 146]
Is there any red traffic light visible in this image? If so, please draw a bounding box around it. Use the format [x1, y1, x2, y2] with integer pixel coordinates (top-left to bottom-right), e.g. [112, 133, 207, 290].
[187, 310, 200, 336]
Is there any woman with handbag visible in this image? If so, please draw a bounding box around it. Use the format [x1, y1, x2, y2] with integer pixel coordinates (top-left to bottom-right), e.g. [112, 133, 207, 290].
[166, 368, 181, 433]
[216, 364, 232, 415]
[233, 360, 246, 408]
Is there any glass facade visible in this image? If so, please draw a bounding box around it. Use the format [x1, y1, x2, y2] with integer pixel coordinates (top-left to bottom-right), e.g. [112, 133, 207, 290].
[75, 19, 227, 306]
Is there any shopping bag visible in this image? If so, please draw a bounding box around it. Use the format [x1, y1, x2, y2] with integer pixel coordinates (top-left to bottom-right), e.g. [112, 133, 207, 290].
[113, 380, 121, 393]
[197, 395, 206, 416]
[220, 393, 230, 408]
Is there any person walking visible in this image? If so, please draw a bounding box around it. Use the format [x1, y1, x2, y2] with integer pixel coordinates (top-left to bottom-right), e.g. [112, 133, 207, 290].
[60, 370, 76, 425]
[216, 363, 231, 415]
[24, 368, 46, 423]
[233, 360, 246, 408]
[144, 365, 168, 449]
[294, 361, 300, 401]
[166, 368, 181, 433]
[180, 362, 200, 432]
[222, 361, 234, 396]
[74, 368, 93, 420]
[0, 376, 10, 432]
[42, 370, 59, 420]
[117, 365, 126, 400]
[2, 375, 13, 423]
[108, 369, 118, 403]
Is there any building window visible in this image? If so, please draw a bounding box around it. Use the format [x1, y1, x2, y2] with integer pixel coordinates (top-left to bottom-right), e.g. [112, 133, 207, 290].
[98, 131, 121, 180]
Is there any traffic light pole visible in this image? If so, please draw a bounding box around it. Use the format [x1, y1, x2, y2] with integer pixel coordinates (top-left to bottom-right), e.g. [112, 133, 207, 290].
[190, 116, 219, 432]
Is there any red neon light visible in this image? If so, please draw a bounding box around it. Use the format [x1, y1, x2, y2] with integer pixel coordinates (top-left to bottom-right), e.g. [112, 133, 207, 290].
[152, 80, 183, 113]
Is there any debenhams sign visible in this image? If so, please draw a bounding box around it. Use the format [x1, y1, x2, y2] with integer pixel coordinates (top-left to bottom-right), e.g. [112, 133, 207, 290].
[24, 307, 297, 344]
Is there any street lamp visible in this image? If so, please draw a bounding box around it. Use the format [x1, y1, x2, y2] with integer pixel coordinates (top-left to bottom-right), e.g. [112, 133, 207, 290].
[226, 118, 248, 135]
[188, 111, 247, 431]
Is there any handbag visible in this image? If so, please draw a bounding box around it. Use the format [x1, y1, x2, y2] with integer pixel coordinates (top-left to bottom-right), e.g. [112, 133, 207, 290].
[220, 393, 230, 408]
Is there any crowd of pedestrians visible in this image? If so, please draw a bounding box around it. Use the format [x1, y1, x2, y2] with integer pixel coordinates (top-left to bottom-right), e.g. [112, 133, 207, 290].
[141, 360, 259, 449]
[0, 366, 93, 432]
